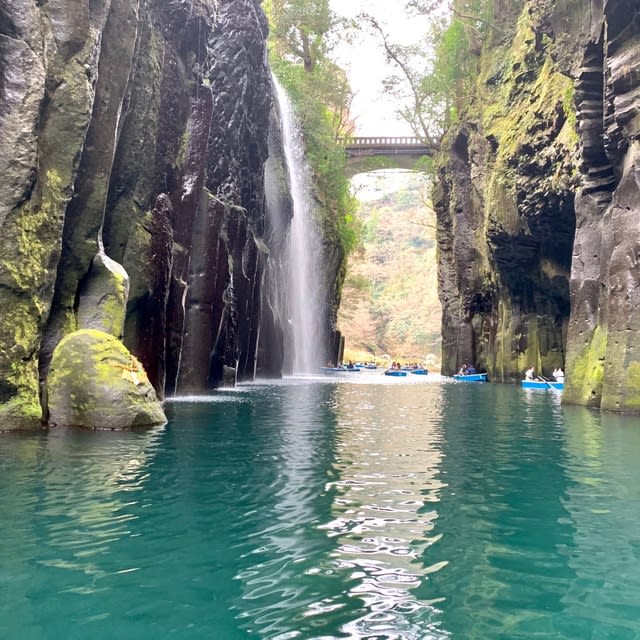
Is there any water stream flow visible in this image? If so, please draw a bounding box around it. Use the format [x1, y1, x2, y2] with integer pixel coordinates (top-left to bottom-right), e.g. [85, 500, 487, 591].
[270, 76, 325, 374]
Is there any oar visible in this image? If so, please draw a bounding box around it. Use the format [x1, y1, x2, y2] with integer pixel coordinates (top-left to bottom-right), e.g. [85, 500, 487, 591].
[538, 376, 555, 389]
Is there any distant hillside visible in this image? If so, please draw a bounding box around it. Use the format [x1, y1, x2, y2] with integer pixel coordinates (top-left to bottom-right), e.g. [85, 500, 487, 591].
[338, 170, 441, 369]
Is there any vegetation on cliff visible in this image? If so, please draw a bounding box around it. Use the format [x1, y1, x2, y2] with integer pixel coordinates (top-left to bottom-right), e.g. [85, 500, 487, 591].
[368, 1, 581, 381]
[263, 0, 360, 257]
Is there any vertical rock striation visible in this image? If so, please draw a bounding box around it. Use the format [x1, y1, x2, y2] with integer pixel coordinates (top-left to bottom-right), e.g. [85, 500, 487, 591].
[435, 1, 581, 381]
[564, 0, 640, 412]
[0, 0, 99, 426]
[0, 0, 335, 428]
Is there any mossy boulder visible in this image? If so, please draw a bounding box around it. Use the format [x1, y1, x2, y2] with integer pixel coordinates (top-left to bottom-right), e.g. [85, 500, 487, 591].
[47, 329, 166, 429]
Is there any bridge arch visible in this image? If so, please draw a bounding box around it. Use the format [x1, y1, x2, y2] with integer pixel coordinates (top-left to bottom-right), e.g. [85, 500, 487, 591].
[337, 137, 435, 177]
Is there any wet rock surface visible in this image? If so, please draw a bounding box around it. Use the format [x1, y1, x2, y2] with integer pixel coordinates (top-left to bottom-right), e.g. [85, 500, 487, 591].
[0, 0, 310, 428]
[47, 329, 166, 429]
[565, 1, 640, 411]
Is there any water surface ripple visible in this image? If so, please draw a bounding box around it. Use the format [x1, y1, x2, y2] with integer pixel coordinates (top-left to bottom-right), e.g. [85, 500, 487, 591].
[2, 377, 640, 639]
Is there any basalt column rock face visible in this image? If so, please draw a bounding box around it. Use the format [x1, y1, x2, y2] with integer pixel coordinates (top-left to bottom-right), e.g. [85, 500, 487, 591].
[435, 1, 581, 380]
[0, 0, 286, 428]
[172, 0, 273, 393]
[564, 1, 640, 412]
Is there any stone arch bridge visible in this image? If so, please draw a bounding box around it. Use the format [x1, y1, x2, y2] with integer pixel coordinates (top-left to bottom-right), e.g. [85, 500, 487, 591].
[337, 137, 434, 176]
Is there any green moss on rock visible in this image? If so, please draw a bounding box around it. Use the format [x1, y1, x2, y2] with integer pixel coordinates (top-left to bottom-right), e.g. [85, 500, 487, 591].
[76, 250, 129, 338]
[47, 329, 166, 429]
[620, 362, 640, 411]
[564, 326, 607, 408]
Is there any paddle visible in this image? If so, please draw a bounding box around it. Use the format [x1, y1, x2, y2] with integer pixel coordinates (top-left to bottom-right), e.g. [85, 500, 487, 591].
[537, 376, 556, 389]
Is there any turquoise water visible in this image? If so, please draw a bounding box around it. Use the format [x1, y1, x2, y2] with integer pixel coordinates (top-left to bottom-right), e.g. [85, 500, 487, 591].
[2, 377, 640, 639]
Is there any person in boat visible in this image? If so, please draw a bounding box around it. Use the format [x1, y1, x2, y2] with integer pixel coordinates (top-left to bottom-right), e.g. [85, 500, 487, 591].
[347, 360, 355, 370]
[467, 365, 477, 375]
[458, 363, 468, 375]
[554, 368, 565, 382]
[525, 366, 535, 380]
[326, 360, 335, 368]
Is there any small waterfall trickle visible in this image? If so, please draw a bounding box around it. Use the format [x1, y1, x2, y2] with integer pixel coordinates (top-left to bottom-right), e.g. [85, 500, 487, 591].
[269, 76, 325, 374]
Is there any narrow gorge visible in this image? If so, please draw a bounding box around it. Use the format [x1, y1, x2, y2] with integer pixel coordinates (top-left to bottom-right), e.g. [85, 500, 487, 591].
[1, 0, 640, 428]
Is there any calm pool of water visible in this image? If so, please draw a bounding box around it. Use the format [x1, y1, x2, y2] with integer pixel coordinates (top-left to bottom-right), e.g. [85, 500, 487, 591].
[2, 375, 640, 639]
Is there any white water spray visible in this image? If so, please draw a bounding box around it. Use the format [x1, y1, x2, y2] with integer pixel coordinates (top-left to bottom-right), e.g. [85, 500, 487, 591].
[271, 77, 325, 374]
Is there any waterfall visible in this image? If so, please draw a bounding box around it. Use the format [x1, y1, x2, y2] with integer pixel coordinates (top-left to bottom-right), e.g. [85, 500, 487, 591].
[270, 76, 325, 374]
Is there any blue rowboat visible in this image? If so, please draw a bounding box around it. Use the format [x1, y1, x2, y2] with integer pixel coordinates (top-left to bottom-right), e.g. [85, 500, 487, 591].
[384, 370, 408, 377]
[453, 373, 487, 382]
[410, 369, 428, 375]
[521, 379, 563, 390]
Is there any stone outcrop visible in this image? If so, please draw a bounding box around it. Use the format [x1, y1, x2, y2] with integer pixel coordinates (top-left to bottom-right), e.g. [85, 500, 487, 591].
[44, 241, 166, 429]
[0, 0, 336, 429]
[564, 0, 640, 412]
[436, 0, 640, 411]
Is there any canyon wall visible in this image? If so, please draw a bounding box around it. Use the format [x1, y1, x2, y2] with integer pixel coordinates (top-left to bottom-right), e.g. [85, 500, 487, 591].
[0, 0, 337, 428]
[436, 0, 640, 411]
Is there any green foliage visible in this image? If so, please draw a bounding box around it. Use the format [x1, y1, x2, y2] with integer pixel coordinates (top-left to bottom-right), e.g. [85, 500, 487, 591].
[367, 0, 499, 138]
[345, 273, 371, 293]
[338, 173, 441, 364]
[263, 0, 332, 71]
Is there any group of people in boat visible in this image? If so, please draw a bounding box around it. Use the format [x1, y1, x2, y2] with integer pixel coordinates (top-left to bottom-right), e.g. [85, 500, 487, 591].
[390, 362, 424, 371]
[525, 366, 564, 382]
[458, 363, 477, 375]
[326, 360, 358, 369]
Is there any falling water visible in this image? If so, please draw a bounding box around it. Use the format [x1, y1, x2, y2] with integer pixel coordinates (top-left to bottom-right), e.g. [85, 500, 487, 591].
[270, 76, 325, 374]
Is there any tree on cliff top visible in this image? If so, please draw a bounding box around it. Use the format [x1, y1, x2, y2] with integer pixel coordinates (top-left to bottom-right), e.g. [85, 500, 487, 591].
[361, 0, 497, 143]
[265, 0, 332, 72]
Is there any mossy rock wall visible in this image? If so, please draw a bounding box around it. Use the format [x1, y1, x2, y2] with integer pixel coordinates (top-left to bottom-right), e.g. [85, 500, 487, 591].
[437, 0, 640, 411]
[435, 1, 579, 381]
[0, 0, 299, 428]
[0, 1, 98, 429]
[563, 2, 640, 412]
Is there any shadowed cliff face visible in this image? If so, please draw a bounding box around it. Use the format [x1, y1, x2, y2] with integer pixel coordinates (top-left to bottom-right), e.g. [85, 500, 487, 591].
[435, 0, 580, 381]
[564, 0, 640, 412]
[436, 0, 640, 411]
[0, 0, 319, 427]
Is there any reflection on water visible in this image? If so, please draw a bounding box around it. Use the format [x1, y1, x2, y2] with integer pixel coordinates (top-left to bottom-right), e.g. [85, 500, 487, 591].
[559, 407, 640, 639]
[2, 378, 640, 639]
[0, 426, 165, 637]
[324, 384, 448, 639]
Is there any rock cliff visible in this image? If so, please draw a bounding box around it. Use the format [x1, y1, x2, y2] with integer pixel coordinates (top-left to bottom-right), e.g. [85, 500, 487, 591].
[435, 0, 640, 411]
[0, 0, 331, 428]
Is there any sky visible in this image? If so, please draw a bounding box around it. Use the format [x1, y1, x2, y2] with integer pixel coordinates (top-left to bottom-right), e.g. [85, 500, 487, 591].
[329, 0, 432, 136]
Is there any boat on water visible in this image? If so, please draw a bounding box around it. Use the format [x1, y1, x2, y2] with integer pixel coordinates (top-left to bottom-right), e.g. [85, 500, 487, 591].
[453, 373, 488, 382]
[320, 366, 361, 374]
[409, 368, 428, 375]
[384, 370, 408, 377]
[521, 379, 563, 390]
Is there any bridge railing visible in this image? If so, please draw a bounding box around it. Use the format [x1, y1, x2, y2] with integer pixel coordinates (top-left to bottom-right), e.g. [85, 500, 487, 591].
[337, 136, 427, 147]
